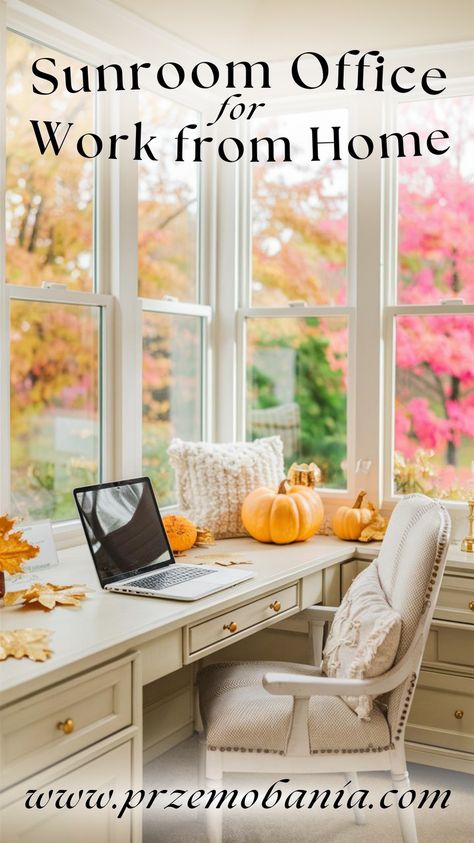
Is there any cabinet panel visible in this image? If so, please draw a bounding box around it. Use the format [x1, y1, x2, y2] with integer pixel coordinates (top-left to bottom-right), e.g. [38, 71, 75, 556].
[407, 670, 474, 753]
[1, 658, 132, 789]
[2, 742, 132, 843]
[435, 576, 474, 625]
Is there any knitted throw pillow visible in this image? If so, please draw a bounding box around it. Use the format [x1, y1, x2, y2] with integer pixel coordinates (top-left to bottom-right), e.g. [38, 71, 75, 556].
[322, 562, 402, 721]
[167, 437, 284, 539]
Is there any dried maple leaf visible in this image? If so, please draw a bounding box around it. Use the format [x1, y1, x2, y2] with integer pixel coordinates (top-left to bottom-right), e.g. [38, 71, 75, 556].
[194, 527, 215, 547]
[359, 510, 388, 542]
[0, 515, 39, 575]
[0, 628, 52, 661]
[4, 582, 88, 610]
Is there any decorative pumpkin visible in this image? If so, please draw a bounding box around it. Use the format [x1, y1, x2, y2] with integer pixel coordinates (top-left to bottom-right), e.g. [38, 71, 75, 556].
[162, 515, 197, 552]
[242, 480, 324, 545]
[332, 491, 373, 541]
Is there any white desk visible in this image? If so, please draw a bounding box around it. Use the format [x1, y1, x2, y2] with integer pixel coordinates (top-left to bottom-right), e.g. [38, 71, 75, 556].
[0, 536, 472, 842]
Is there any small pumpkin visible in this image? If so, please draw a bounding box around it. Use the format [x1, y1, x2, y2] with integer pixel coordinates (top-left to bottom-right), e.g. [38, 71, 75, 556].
[162, 515, 197, 552]
[242, 480, 324, 545]
[332, 491, 373, 541]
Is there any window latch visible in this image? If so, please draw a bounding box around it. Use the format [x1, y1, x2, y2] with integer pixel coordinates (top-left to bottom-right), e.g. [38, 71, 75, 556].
[288, 300, 307, 308]
[161, 295, 179, 302]
[440, 297, 464, 305]
[41, 282, 68, 290]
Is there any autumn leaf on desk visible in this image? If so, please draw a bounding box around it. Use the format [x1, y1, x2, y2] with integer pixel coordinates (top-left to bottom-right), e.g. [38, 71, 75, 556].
[359, 507, 388, 542]
[0, 628, 52, 662]
[4, 582, 89, 610]
[0, 514, 39, 575]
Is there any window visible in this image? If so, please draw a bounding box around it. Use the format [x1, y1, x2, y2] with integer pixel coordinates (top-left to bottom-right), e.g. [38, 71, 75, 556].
[1, 10, 472, 538]
[6, 30, 95, 291]
[4, 29, 109, 523]
[10, 300, 101, 520]
[142, 311, 204, 505]
[138, 92, 200, 302]
[138, 93, 208, 506]
[390, 95, 474, 500]
[245, 108, 350, 489]
[251, 109, 348, 307]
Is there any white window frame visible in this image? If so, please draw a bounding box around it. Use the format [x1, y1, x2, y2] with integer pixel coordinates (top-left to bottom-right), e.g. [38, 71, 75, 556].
[0, 2, 472, 547]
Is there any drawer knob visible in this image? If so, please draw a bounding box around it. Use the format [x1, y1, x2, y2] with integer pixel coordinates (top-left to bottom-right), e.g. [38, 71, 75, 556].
[223, 622, 238, 633]
[57, 718, 75, 734]
[269, 601, 281, 612]
[469, 601, 474, 611]
[454, 710, 464, 720]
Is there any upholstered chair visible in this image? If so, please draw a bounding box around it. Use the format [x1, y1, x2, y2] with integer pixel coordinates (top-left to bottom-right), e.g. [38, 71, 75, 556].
[197, 494, 451, 843]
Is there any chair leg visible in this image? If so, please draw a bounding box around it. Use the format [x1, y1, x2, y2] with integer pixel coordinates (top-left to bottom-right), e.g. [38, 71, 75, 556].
[391, 769, 418, 843]
[344, 772, 367, 826]
[204, 750, 224, 843]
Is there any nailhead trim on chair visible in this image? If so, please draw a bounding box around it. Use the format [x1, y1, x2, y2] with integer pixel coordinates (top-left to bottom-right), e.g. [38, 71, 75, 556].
[392, 505, 450, 743]
[207, 744, 395, 754]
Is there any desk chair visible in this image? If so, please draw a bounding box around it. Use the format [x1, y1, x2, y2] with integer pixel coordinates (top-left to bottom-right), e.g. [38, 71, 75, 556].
[197, 494, 451, 843]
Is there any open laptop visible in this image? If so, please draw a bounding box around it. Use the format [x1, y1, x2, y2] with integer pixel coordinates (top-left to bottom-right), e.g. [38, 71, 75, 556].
[74, 477, 254, 601]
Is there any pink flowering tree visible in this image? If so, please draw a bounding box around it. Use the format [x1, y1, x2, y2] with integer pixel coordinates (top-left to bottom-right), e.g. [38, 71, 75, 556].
[394, 96, 474, 497]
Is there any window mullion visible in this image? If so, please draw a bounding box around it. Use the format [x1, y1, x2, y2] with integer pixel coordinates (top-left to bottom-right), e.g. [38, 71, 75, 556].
[353, 93, 385, 507]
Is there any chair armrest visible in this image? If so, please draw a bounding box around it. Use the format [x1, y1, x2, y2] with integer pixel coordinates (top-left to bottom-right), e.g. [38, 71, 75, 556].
[263, 632, 423, 699]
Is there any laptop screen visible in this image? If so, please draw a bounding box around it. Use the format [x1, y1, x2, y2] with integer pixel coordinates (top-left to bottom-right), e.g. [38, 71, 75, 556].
[74, 477, 175, 586]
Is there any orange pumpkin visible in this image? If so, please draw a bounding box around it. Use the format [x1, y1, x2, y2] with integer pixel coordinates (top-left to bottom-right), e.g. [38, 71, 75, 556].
[332, 491, 373, 541]
[242, 480, 324, 544]
[162, 515, 197, 552]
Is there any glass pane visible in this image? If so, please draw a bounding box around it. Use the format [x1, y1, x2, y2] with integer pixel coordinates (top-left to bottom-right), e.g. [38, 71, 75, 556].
[10, 301, 101, 520]
[394, 314, 474, 499]
[143, 313, 203, 505]
[397, 96, 474, 304]
[138, 92, 199, 301]
[251, 109, 348, 306]
[6, 31, 94, 291]
[246, 317, 347, 488]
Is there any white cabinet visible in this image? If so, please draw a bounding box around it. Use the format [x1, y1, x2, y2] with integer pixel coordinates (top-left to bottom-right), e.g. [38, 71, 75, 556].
[0, 653, 140, 843]
[2, 741, 133, 843]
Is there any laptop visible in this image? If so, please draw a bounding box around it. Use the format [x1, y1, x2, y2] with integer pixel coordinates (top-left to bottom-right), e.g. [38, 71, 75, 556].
[73, 477, 254, 601]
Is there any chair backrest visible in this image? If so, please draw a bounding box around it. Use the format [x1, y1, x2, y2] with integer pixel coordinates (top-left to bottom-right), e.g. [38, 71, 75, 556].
[374, 494, 451, 737]
[376, 494, 451, 659]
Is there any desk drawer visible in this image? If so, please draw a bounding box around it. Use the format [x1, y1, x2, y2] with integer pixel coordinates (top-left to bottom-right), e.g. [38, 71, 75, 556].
[0, 656, 132, 789]
[187, 584, 299, 658]
[406, 669, 474, 753]
[423, 622, 474, 671]
[434, 575, 474, 625]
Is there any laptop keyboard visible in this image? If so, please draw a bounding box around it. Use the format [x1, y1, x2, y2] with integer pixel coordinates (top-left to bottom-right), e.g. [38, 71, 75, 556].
[132, 565, 211, 591]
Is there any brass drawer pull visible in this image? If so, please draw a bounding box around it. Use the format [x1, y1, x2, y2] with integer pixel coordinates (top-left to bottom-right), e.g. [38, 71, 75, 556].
[269, 601, 281, 612]
[57, 718, 75, 734]
[223, 622, 238, 633]
[454, 710, 464, 720]
[469, 601, 474, 611]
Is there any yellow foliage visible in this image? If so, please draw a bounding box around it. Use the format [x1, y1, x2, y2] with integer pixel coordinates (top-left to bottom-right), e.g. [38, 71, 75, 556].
[0, 515, 39, 575]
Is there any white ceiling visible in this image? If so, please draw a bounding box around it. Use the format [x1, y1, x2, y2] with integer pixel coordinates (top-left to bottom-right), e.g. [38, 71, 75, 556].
[111, 0, 474, 60]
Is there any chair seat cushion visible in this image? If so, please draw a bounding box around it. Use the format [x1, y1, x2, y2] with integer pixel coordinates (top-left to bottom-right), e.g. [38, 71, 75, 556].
[198, 661, 391, 755]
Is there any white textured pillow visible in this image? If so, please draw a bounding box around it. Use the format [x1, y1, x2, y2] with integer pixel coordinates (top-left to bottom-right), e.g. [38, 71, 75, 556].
[167, 437, 284, 539]
[322, 563, 402, 721]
